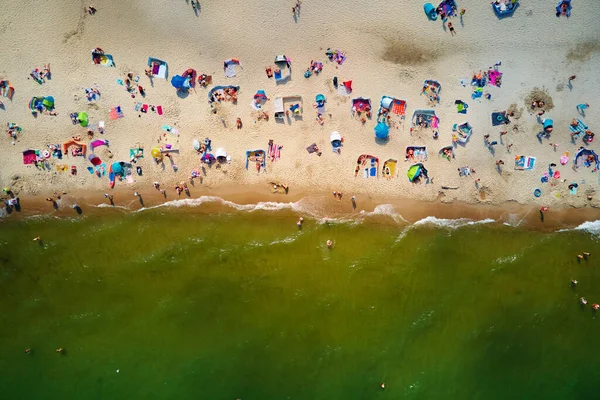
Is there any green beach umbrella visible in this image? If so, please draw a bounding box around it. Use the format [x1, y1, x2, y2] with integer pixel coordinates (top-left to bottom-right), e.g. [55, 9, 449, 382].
[42, 96, 54, 108]
[407, 164, 421, 182]
[78, 112, 88, 127]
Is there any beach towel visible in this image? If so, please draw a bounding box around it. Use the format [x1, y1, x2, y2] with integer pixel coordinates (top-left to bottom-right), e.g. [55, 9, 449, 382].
[130, 148, 144, 159]
[22, 150, 38, 165]
[268, 142, 281, 161]
[455, 100, 468, 114]
[392, 100, 405, 116]
[91, 139, 109, 150]
[491, 112, 509, 126]
[96, 163, 106, 177]
[569, 119, 588, 134]
[135, 102, 142, 111]
[157, 106, 163, 116]
[515, 156, 536, 170]
[109, 106, 123, 120]
[224, 59, 240, 78]
[489, 70, 502, 87]
[161, 125, 179, 135]
[306, 143, 318, 154]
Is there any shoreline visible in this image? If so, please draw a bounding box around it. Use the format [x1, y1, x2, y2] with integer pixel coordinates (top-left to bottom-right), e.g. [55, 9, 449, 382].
[4, 184, 600, 232]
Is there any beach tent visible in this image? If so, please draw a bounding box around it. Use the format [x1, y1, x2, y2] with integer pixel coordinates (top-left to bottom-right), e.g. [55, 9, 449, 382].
[493, 0, 519, 18]
[78, 112, 88, 127]
[147, 57, 168, 79]
[374, 122, 389, 140]
[422, 80, 441, 102]
[407, 163, 428, 182]
[379, 96, 406, 119]
[274, 55, 291, 83]
[351, 97, 371, 115]
[223, 59, 241, 78]
[382, 159, 397, 178]
[215, 148, 228, 163]
[274, 96, 302, 120]
[330, 131, 342, 151]
[556, 0, 572, 17]
[424, 3, 438, 20]
[574, 148, 600, 170]
[315, 94, 326, 107]
[246, 150, 266, 170]
[411, 110, 439, 131]
[452, 122, 473, 143]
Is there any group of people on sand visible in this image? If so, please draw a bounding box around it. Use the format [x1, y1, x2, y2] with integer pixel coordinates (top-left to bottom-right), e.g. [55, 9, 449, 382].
[211, 87, 238, 103]
[30, 64, 50, 84]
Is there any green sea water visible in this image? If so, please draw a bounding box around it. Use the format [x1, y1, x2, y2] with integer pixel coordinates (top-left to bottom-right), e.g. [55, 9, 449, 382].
[1, 207, 600, 399]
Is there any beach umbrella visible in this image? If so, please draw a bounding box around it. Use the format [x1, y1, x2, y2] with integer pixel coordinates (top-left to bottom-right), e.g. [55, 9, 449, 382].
[201, 153, 215, 164]
[407, 164, 422, 182]
[151, 147, 162, 159]
[88, 154, 101, 166]
[78, 112, 88, 127]
[193, 139, 201, 151]
[111, 162, 123, 176]
[374, 122, 389, 140]
[170, 75, 189, 90]
[42, 96, 54, 108]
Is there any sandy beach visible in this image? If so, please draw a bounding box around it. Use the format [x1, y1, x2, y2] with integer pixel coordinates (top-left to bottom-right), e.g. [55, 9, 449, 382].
[1, 0, 600, 216]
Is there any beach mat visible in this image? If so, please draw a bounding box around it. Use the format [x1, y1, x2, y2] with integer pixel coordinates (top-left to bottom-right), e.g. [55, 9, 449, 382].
[306, 143, 318, 154]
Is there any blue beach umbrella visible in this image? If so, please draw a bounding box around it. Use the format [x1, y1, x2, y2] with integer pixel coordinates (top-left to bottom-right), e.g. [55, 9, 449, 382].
[374, 122, 389, 140]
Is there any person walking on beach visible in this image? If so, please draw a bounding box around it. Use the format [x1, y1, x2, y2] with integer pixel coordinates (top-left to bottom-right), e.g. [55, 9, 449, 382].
[568, 75, 577, 83]
[448, 22, 456, 36]
[577, 103, 590, 115]
[351, 196, 356, 209]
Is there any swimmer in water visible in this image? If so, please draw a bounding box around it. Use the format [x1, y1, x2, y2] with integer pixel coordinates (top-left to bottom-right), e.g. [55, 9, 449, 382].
[33, 237, 41, 242]
[583, 252, 591, 257]
[381, 383, 385, 389]
[327, 239, 333, 248]
[577, 254, 584, 260]
[297, 217, 303, 227]
[56, 348, 64, 353]
[571, 279, 578, 287]
[581, 297, 588, 305]
[593, 304, 600, 311]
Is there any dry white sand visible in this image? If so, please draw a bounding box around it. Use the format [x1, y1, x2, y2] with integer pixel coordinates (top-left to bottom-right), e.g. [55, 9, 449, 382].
[1, 0, 599, 208]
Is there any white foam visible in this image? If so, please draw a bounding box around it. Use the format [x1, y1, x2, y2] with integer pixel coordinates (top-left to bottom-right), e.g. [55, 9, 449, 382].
[413, 216, 495, 229]
[95, 203, 130, 210]
[359, 204, 407, 224]
[493, 255, 518, 264]
[137, 196, 301, 214]
[559, 220, 600, 235]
